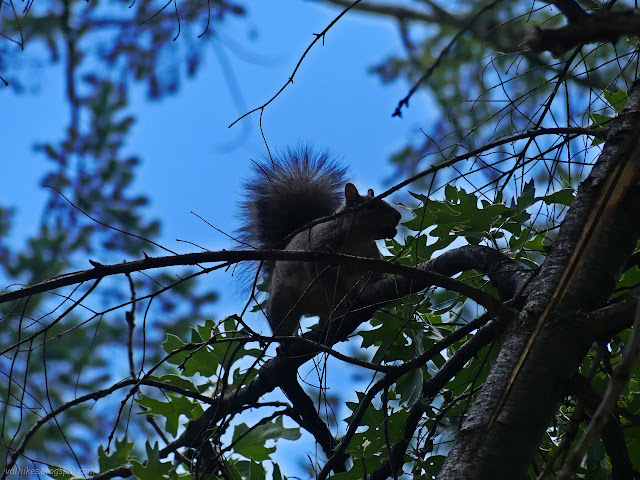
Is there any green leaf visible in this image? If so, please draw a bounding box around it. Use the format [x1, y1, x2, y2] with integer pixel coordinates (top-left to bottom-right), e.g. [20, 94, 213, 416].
[345, 392, 411, 458]
[614, 265, 640, 299]
[136, 394, 198, 436]
[414, 454, 447, 478]
[604, 87, 628, 113]
[232, 417, 301, 461]
[444, 184, 458, 202]
[537, 188, 574, 206]
[331, 455, 383, 480]
[360, 310, 411, 364]
[98, 437, 134, 472]
[396, 368, 423, 406]
[235, 460, 266, 480]
[162, 333, 218, 377]
[406, 186, 531, 248]
[272, 463, 284, 480]
[154, 374, 202, 393]
[130, 441, 172, 479]
[625, 432, 640, 471]
[589, 112, 612, 128]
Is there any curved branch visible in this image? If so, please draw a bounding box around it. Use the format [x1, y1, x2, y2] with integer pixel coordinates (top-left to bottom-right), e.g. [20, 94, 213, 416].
[168, 241, 525, 476]
[4, 243, 524, 471]
[392, 0, 502, 117]
[376, 127, 604, 200]
[573, 376, 638, 480]
[279, 369, 348, 472]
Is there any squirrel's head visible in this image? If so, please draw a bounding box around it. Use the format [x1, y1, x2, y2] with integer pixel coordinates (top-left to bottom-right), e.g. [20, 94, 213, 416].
[344, 183, 401, 240]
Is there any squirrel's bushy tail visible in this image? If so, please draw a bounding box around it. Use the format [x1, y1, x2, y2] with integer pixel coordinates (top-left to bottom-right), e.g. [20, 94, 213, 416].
[239, 146, 349, 272]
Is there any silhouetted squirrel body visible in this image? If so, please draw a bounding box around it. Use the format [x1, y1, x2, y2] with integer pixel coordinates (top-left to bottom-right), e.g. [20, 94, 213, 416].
[240, 147, 401, 336]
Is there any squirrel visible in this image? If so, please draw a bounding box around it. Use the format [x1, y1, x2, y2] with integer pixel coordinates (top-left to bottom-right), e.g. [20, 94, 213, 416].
[239, 147, 402, 337]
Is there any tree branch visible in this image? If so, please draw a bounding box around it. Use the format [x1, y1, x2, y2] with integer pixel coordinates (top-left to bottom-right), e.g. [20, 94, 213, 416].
[526, 9, 640, 55]
[0, 248, 510, 318]
[583, 285, 640, 340]
[557, 301, 640, 480]
[548, 0, 587, 23]
[228, 0, 363, 128]
[573, 376, 638, 480]
[279, 368, 348, 472]
[335, 312, 511, 480]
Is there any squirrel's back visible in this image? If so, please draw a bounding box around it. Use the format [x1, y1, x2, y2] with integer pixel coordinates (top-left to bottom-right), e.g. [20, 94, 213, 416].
[239, 147, 348, 272]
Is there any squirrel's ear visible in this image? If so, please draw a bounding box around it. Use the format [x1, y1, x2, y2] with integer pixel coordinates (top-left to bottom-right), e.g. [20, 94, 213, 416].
[367, 189, 374, 199]
[345, 183, 360, 204]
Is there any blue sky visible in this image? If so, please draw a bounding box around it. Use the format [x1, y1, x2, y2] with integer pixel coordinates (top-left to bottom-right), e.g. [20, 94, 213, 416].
[2, 0, 433, 315]
[1, 0, 434, 473]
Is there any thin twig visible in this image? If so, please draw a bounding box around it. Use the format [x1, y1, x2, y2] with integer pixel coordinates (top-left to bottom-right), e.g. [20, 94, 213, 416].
[228, 0, 363, 128]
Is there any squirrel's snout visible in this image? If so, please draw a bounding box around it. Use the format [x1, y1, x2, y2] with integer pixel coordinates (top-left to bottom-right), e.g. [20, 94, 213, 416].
[385, 209, 401, 238]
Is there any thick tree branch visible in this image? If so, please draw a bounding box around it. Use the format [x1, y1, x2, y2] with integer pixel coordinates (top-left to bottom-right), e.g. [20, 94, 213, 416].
[583, 285, 640, 340]
[527, 8, 640, 55]
[0, 248, 510, 319]
[548, 0, 587, 22]
[437, 79, 640, 480]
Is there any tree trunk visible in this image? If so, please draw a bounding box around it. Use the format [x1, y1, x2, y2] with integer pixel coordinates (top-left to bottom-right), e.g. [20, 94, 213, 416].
[438, 79, 640, 479]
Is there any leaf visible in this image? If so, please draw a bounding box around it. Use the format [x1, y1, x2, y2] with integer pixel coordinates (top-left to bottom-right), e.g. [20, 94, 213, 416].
[136, 394, 198, 436]
[344, 390, 412, 458]
[130, 442, 172, 479]
[154, 374, 202, 393]
[98, 437, 134, 472]
[614, 265, 640, 299]
[330, 455, 383, 480]
[232, 417, 301, 461]
[537, 188, 574, 206]
[604, 87, 628, 113]
[272, 463, 284, 480]
[396, 369, 423, 406]
[414, 455, 447, 478]
[162, 333, 218, 377]
[589, 112, 612, 128]
[406, 186, 531, 248]
[360, 310, 409, 364]
[235, 460, 266, 480]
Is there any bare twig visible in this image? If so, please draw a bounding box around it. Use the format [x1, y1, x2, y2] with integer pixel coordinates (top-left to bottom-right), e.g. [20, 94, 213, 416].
[228, 0, 363, 128]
